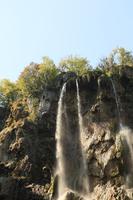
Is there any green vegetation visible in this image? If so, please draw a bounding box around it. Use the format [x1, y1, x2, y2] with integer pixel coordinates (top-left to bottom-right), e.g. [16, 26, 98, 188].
[59, 56, 91, 76]
[98, 47, 133, 75]
[0, 79, 19, 107]
[113, 47, 133, 66]
[1, 47, 133, 110]
[17, 57, 58, 98]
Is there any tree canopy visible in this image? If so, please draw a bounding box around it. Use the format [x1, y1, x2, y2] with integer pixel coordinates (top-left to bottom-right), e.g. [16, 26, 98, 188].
[0, 79, 18, 106]
[17, 57, 58, 98]
[98, 47, 133, 72]
[113, 47, 133, 66]
[59, 56, 91, 76]
[1, 48, 133, 107]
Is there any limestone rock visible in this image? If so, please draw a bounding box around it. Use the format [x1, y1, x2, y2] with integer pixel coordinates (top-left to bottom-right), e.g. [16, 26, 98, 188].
[92, 183, 130, 200]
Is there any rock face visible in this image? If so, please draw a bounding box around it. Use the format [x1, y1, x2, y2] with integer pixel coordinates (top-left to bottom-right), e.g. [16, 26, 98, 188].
[0, 106, 9, 131]
[0, 100, 56, 200]
[0, 69, 133, 200]
[92, 183, 130, 200]
[84, 122, 122, 189]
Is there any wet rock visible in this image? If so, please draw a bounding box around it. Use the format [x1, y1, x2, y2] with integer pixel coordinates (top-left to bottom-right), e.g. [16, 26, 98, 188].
[84, 122, 123, 189]
[88, 159, 104, 178]
[62, 72, 77, 82]
[59, 190, 85, 200]
[126, 188, 133, 200]
[104, 159, 119, 178]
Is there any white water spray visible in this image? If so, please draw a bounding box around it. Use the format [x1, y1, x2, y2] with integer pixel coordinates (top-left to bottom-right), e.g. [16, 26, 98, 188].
[55, 83, 67, 198]
[119, 125, 133, 187]
[110, 78, 133, 187]
[76, 79, 90, 195]
[110, 78, 122, 127]
[55, 81, 90, 200]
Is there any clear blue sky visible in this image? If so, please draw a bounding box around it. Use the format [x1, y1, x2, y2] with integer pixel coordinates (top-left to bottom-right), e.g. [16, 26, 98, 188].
[0, 0, 133, 81]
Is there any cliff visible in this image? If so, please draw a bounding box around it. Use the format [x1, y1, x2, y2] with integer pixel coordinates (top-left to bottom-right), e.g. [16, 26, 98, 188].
[0, 66, 133, 200]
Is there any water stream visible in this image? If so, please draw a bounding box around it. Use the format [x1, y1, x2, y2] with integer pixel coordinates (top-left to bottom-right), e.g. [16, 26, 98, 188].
[55, 81, 90, 200]
[55, 77, 133, 200]
[119, 125, 133, 187]
[110, 78, 133, 187]
[76, 79, 90, 195]
[55, 83, 67, 198]
[110, 78, 122, 128]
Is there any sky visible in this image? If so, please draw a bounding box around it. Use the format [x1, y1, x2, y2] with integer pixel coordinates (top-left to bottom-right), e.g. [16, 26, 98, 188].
[0, 0, 133, 81]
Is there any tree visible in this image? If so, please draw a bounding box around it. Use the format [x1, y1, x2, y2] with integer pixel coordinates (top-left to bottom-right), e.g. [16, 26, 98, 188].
[98, 55, 114, 72]
[0, 79, 18, 106]
[98, 47, 133, 73]
[59, 56, 91, 76]
[17, 57, 58, 98]
[39, 56, 59, 87]
[17, 62, 40, 97]
[113, 47, 133, 66]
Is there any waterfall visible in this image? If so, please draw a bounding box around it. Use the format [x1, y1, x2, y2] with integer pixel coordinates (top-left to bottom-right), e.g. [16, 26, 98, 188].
[55, 81, 90, 200]
[110, 78, 133, 188]
[55, 83, 67, 198]
[110, 78, 122, 127]
[76, 79, 89, 195]
[76, 80, 84, 141]
[119, 125, 133, 187]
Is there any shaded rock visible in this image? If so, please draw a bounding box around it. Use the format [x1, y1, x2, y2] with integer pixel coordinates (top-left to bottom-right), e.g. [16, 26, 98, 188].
[88, 159, 104, 178]
[104, 159, 119, 178]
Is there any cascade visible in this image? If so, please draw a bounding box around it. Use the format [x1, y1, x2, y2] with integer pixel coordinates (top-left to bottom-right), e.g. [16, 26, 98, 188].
[76, 79, 90, 195]
[55, 81, 90, 200]
[55, 83, 67, 198]
[110, 78, 122, 128]
[110, 78, 133, 187]
[119, 125, 133, 187]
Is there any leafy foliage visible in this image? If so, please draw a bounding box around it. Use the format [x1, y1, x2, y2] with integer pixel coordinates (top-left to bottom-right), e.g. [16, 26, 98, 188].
[39, 56, 59, 88]
[59, 56, 91, 76]
[17, 62, 40, 97]
[17, 57, 58, 98]
[98, 47, 133, 75]
[1, 49, 133, 105]
[0, 79, 18, 106]
[113, 47, 133, 66]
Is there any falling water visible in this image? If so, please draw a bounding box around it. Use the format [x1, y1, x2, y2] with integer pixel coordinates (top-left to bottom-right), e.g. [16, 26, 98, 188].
[76, 79, 90, 195]
[76, 80, 85, 141]
[119, 125, 133, 187]
[110, 78, 122, 128]
[110, 78, 133, 187]
[55, 81, 90, 200]
[55, 83, 67, 198]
